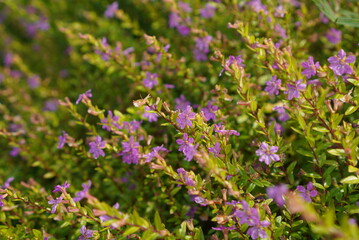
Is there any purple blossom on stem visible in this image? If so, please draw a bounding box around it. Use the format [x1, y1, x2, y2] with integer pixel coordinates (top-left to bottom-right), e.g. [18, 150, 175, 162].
[122, 120, 141, 133]
[79, 226, 94, 240]
[200, 4, 216, 18]
[57, 131, 67, 149]
[143, 145, 168, 162]
[169, 12, 180, 28]
[274, 5, 285, 18]
[193, 36, 212, 61]
[53, 181, 70, 193]
[89, 136, 106, 159]
[2, 177, 14, 189]
[248, 0, 268, 14]
[48, 196, 63, 213]
[76, 89, 92, 104]
[0, 195, 5, 207]
[301, 56, 320, 78]
[326, 28, 341, 44]
[177, 106, 196, 129]
[10, 147, 20, 157]
[264, 75, 281, 95]
[175, 95, 191, 111]
[177, 24, 191, 36]
[208, 142, 221, 157]
[27, 75, 40, 88]
[43, 99, 59, 111]
[274, 24, 287, 39]
[284, 79, 306, 100]
[267, 184, 288, 207]
[4, 52, 13, 67]
[328, 49, 356, 76]
[101, 111, 121, 131]
[176, 133, 198, 161]
[201, 103, 218, 121]
[119, 136, 140, 164]
[177, 168, 195, 186]
[214, 124, 240, 136]
[297, 182, 318, 202]
[104, 2, 118, 18]
[95, 38, 111, 61]
[73, 181, 92, 202]
[143, 105, 158, 122]
[219, 55, 245, 76]
[193, 196, 207, 206]
[255, 142, 280, 165]
[273, 106, 289, 122]
[179, 1, 192, 12]
[143, 72, 159, 89]
[212, 226, 236, 231]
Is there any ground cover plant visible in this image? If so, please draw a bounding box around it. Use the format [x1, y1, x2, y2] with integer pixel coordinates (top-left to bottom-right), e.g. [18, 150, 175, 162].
[0, 0, 359, 239]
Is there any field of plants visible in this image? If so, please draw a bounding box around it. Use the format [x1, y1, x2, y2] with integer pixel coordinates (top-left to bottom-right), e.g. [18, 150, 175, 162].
[0, 0, 358, 239]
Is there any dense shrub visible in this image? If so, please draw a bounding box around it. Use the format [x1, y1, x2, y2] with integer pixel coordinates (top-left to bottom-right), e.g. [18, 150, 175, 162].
[0, 0, 358, 239]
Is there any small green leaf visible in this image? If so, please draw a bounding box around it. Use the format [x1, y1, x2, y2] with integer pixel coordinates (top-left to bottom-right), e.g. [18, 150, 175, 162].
[340, 175, 359, 184]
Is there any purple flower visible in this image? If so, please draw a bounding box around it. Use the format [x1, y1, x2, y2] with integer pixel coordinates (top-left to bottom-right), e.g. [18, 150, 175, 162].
[143, 72, 159, 89]
[284, 79, 306, 100]
[264, 75, 281, 95]
[219, 55, 245, 76]
[176, 133, 198, 161]
[48, 196, 63, 213]
[27, 75, 40, 88]
[326, 28, 341, 44]
[301, 56, 320, 78]
[43, 99, 59, 111]
[247, 222, 269, 240]
[104, 2, 118, 18]
[179, 1, 192, 12]
[89, 136, 106, 159]
[273, 106, 289, 122]
[177, 168, 195, 186]
[57, 131, 67, 149]
[297, 182, 318, 202]
[95, 38, 111, 61]
[73, 181, 92, 202]
[177, 24, 191, 36]
[267, 184, 288, 207]
[328, 49, 356, 76]
[169, 12, 180, 28]
[194, 196, 207, 206]
[255, 142, 280, 165]
[248, 0, 268, 14]
[143, 106, 158, 122]
[122, 120, 141, 133]
[0, 195, 5, 207]
[175, 95, 191, 111]
[212, 226, 236, 231]
[200, 4, 216, 19]
[101, 111, 121, 131]
[4, 52, 13, 67]
[274, 5, 285, 18]
[201, 102, 218, 121]
[214, 124, 240, 136]
[274, 24, 287, 39]
[119, 136, 140, 164]
[143, 145, 168, 162]
[208, 142, 221, 157]
[186, 206, 197, 218]
[177, 106, 196, 129]
[10, 147, 20, 157]
[2, 177, 14, 189]
[193, 36, 212, 61]
[53, 181, 70, 193]
[79, 226, 94, 240]
[76, 89, 92, 104]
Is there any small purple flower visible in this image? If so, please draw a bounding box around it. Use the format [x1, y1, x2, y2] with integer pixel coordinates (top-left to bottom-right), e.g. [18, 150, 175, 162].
[143, 105, 158, 122]
[247, 222, 270, 240]
[122, 120, 141, 133]
[256, 142, 280, 165]
[177, 106, 196, 129]
[248, 0, 268, 14]
[274, 24, 287, 39]
[48, 196, 63, 213]
[326, 28, 341, 44]
[208, 142, 221, 157]
[76, 90, 92, 104]
[43, 99, 59, 111]
[2, 177, 14, 189]
[143, 145, 168, 162]
[53, 181, 70, 193]
[73, 181, 92, 202]
[175, 95, 191, 111]
[177, 168, 195, 186]
[212, 226, 236, 231]
[219, 55, 245, 76]
[79, 226, 94, 240]
[119, 136, 140, 164]
[89, 136, 106, 159]
[27, 75, 40, 88]
[143, 72, 159, 89]
[320, 12, 329, 24]
[0, 195, 5, 207]
[301, 56, 320, 78]
[194, 196, 207, 206]
[267, 184, 288, 207]
[177, 24, 191, 36]
[176, 133, 198, 161]
[201, 102, 218, 121]
[273, 106, 289, 122]
[297, 182, 318, 202]
[284, 79, 306, 100]
[101, 111, 121, 131]
[104, 2, 118, 18]
[4, 52, 13, 67]
[179, 1, 192, 12]
[328, 49, 356, 76]
[214, 124, 240, 136]
[200, 4, 216, 18]
[10, 147, 20, 157]
[169, 12, 180, 28]
[57, 131, 67, 149]
[274, 5, 285, 18]
[193, 36, 212, 61]
[264, 75, 281, 95]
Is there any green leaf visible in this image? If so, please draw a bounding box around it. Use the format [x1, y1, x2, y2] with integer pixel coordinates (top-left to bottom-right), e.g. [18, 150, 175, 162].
[123, 226, 140, 236]
[154, 211, 164, 230]
[340, 175, 359, 184]
[287, 161, 297, 184]
[312, 0, 336, 21]
[327, 149, 346, 156]
[345, 106, 358, 115]
[336, 17, 359, 27]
